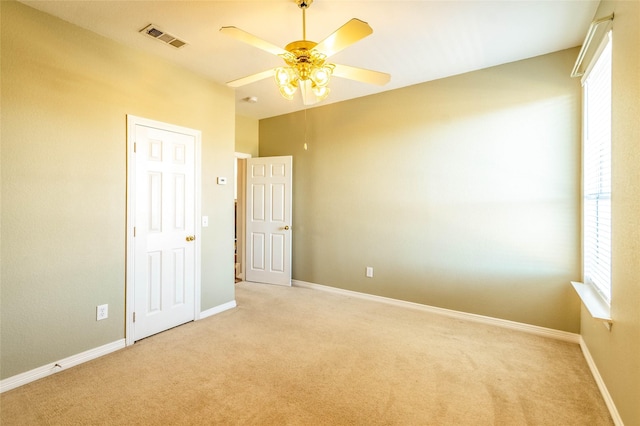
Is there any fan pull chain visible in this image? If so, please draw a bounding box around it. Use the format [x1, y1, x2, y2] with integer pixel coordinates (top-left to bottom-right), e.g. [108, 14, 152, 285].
[304, 108, 308, 150]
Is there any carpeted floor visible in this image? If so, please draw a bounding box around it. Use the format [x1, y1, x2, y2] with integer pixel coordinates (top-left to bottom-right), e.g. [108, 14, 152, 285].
[0, 282, 612, 425]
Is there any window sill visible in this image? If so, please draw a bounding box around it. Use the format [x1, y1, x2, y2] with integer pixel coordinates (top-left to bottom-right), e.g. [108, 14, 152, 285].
[571, 281, 613, 330]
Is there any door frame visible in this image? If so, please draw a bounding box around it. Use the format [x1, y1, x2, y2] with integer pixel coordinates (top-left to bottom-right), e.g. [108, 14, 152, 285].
[125, 115, 202, 346]
[235, 152, 251, 281]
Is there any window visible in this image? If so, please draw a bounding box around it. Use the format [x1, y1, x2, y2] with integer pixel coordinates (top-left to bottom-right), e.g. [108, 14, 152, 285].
[582, 31, 612, 303]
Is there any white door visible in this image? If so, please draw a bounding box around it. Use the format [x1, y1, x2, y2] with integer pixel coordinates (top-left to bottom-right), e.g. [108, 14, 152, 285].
[129, 117, 200, 341]
[245, 156, 292, 286]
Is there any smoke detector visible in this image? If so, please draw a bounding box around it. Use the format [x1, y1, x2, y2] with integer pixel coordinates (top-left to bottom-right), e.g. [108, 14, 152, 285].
[140, 24, 188, 49]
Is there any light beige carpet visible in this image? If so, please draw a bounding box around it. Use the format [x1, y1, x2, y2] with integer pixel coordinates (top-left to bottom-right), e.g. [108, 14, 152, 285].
[1, 282, 612, 425]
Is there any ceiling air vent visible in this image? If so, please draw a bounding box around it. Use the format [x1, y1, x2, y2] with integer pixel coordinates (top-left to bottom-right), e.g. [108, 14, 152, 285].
[140, 24, 187, 49]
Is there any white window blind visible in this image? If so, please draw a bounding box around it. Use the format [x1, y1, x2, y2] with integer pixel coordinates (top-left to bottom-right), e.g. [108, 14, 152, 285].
[583, 32, 612, 303]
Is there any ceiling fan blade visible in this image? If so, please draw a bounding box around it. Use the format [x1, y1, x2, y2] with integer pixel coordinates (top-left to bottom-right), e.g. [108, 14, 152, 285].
[220, 26, 288, 57]
[226, 69, 275, 88]
[313, 18, 373, 58]
[332, 64, 390, 86]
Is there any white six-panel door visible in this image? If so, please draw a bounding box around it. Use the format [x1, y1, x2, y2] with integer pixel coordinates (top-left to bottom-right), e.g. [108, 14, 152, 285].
[129, 117, 200, 342]
[245, 156, 292, 286]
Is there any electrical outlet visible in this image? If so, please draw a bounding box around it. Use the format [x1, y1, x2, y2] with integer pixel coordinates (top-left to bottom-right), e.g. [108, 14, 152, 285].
[96, 304, 108, 321]
[366, 267, 374, 278]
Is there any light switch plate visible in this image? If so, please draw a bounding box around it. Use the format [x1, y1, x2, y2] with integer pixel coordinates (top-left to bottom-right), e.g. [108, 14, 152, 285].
[217, 177, 227, 185]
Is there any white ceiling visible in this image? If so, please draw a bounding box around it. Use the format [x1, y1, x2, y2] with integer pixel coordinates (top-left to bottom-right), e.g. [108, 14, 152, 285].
[20, 0, 599, 120]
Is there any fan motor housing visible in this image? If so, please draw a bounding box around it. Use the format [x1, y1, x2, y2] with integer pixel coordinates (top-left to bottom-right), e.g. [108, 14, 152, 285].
[285, 41, 315, 68]
[285, 40, 317, 53]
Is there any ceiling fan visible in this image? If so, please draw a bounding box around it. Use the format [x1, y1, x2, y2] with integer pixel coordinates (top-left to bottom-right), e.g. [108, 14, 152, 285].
[220, 0, 390, 105]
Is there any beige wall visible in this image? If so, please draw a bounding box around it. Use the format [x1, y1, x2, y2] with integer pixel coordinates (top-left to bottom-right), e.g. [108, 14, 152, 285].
[235, 115, 259, 157]
[260, 48, 582, 333]
[3, 1, 638, 421]
[580, 1, 640, 424]
[1, 1, 236, 378]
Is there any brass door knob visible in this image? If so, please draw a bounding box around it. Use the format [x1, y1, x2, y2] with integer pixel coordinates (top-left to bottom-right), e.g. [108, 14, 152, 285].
[186, 235, 195, 242]
[284, 226, 290, 230]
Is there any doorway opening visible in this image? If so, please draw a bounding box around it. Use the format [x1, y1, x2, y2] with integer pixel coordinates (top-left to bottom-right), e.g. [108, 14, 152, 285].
[235, 152, 251, 282]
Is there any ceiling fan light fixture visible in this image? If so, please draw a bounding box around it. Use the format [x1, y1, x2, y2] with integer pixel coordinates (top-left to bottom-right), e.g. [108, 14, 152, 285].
[275, 57, 335, 102]
[312, 85, 330, 100]
[275, 67, 295, 85]
[310, 64, 334, 87]
[278, 81, 298, 100]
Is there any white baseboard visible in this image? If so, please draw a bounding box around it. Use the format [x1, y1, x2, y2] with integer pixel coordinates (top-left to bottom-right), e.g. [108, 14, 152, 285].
[0, 339, 126, 394]
[292, 280, 580, 344]
[579, 337, 624, 426]
[199, 300, 237, 320]
[2, 300, 237, 394]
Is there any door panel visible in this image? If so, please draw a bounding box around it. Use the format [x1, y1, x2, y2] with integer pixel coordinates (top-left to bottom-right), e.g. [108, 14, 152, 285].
[245, 156, 292, 286]
[271, 234, 285, 272]
[252, 233, 266, 271]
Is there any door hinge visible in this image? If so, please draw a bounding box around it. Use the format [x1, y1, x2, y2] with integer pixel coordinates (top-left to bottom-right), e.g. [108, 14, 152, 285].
[133, 312, 136, 323]
[133, 227, 136, 237]
[133, 142, 137, 153]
